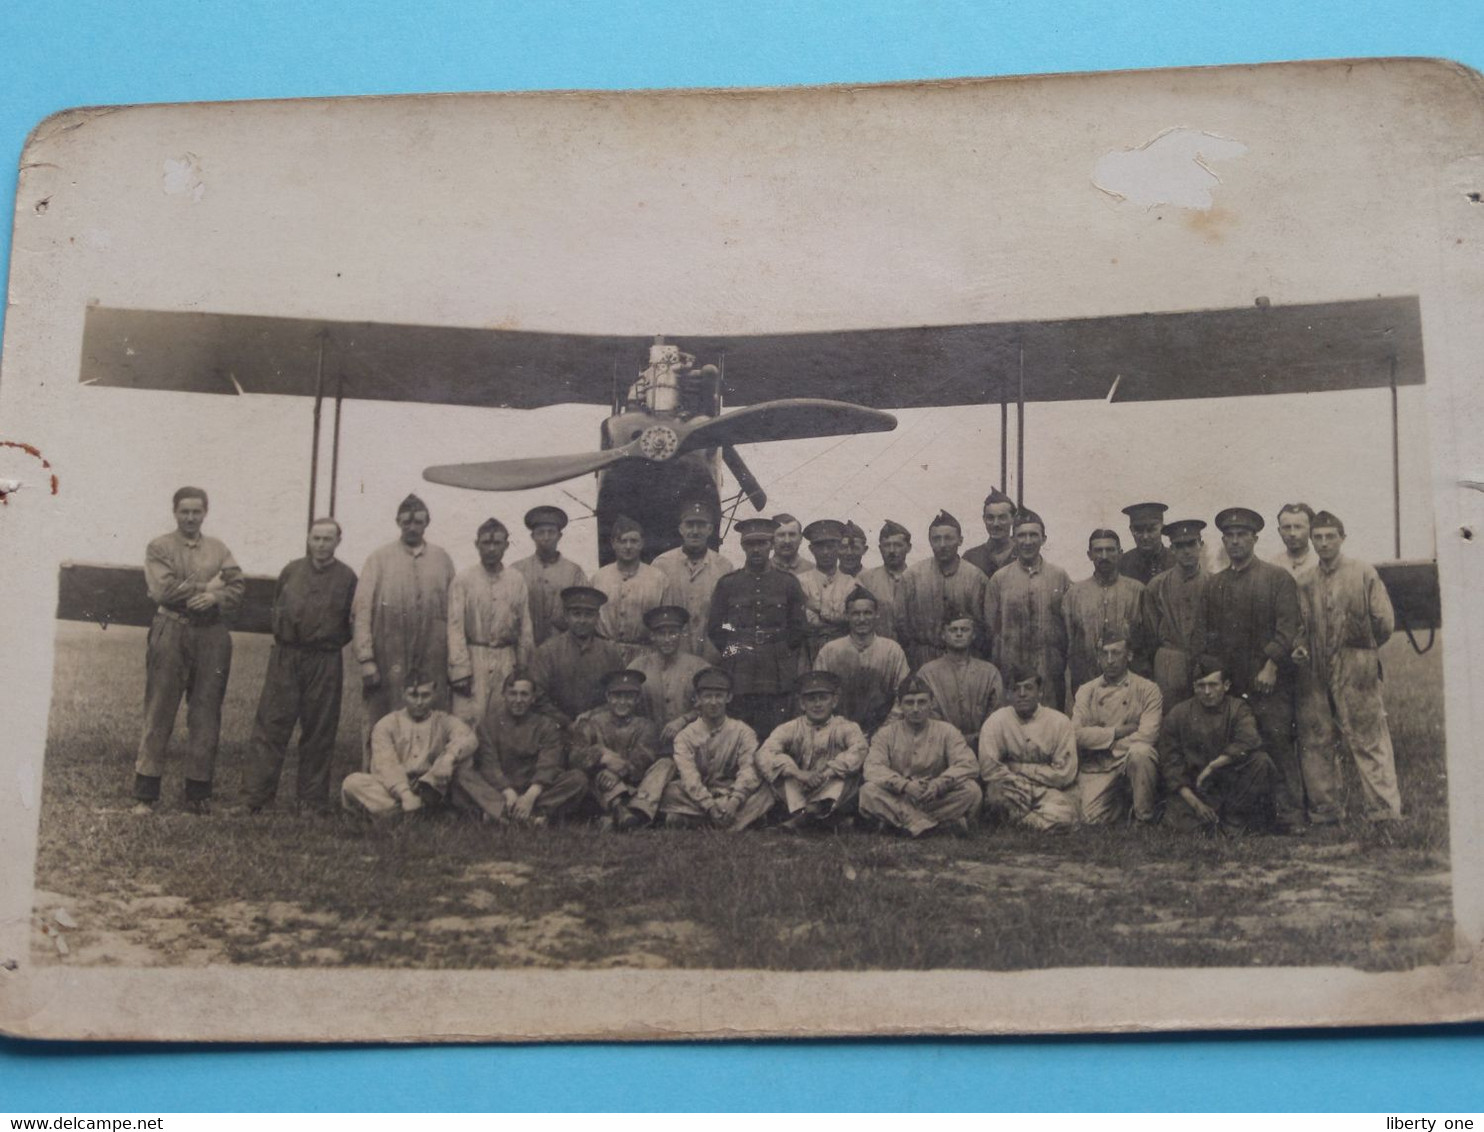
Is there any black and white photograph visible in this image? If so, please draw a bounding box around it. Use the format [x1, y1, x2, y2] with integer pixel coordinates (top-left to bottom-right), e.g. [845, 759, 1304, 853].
[1, 57, 1481, 1041]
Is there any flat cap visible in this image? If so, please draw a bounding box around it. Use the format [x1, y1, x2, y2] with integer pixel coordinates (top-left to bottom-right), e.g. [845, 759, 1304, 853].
[677, 500, 715, 524]
[797, 670, 842, 696]
[692, 666, 733, 693]
[802, 519, 846, 543]
[560, 585, 609, 611]
[643, 604, 691, 630]
[1162, 518, 1207, 541]
[524, 505, 569, 530]
[1121, 502, 1168, 522]
[601, 668, 646, 692]
[735, 516, 780, 540]
[1214, 507, 1265, 533]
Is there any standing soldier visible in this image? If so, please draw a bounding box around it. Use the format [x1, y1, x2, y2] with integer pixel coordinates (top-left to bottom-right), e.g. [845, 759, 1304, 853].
[1142, 518, 1208, 710]
[859, 674, 982, 838]
[706, 517, 808, 740]
[799, 519, 854, 663]
[530, 586, 627, 724]
[353, 493, 457, 760]
[963, 487, 1018, 579]
[1296, 511, 1404, 824]
[1118, 502, 1175, 585]
[510, 506, 587, 647]
[448, 517, 536, 725]
[857, 519, 913, 644]
[653, 501, 735, 663]
[918, 615, 1005, 754]
[1271, 502, 1319, 583]
[900, 510, 990, 669]
[591, 515, 668, 664]
[133, 486, 245, 813]
[814, 585, 911, 734]
[983, 510, 1072, 709]
[1064, 529, 1148, 692]
[770, 513, 815, 577]
[627, 605, 709, 743]
[1201, 506, 1307, 833]
[839, 521, 868, 577]
[244, 517, 357, 815]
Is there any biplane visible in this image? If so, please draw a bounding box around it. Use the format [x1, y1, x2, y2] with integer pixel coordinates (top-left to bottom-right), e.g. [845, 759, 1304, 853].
[58, 295, 1440, 651]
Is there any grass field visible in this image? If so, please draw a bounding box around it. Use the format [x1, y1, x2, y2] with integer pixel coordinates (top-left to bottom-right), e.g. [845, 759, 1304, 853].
[30, 621, 1454, 971]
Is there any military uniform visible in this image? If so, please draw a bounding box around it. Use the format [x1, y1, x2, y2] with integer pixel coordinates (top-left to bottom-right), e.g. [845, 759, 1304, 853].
[706, 563, 808, 739]
[977, 704, 1080, 830]
[454, 701, 588, 822]
[570, 676, 674, 824]
[447, 562, 535, 725]
[814, 633, 911, 734]
[983, 556, 1072, 710]
[1070, 670, 1163, 824]
[917, 653, 1004, 752]
[754, 708, 869, 821]
[1159, 694, 1275, 833]
[1063, 574, 1149, 691]
[340, 708, 477, 817]
[653, 545, 736, 663]
[859, 718, 982, 836]
[899, 556, 990, 669]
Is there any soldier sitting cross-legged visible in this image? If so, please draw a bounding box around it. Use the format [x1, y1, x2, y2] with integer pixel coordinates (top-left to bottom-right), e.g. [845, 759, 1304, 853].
[570, 668, 675, 831]
[753, 669, 869, 832]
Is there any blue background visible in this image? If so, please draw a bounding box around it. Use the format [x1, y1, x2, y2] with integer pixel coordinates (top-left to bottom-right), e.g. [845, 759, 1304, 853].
[2, 0, 1482, 1112]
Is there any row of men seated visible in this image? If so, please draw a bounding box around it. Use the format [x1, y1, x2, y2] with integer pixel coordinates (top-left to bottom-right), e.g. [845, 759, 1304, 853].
[338, 632, 1275, 837]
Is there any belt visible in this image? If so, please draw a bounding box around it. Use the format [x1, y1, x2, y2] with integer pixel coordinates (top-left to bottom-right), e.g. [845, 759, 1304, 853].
[741, 628, 787, 646]
[466, 640, 516, 649]
[156, 606, 221, 627]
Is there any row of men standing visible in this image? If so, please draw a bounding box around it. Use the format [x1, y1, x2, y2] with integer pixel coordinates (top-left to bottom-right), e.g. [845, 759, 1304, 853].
[132, 486, 1403, 835]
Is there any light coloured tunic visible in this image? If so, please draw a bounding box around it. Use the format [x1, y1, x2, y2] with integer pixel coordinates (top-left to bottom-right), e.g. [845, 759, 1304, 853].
[510, 552, 587, 646]
[977, 704, 1080, 829]
[592, 561, 669, 661]
[815, 634, 911, 733]
[983, 556, 1072, 705]
[900, 556, 990, 668]
[756, 715, 869, 780]
[627, 650, 709, 731]
[856, 565, 910, 643]
[1063, 574, 1148, 691]
[340, 708, 477, 816]
[671, 716, 763, 807]
[447, 563, 536, 723]
[653, 546, 736, 662]
[144, 530, 245, 615]
[917, 653, 1004, 748]
[353, 539, 457, 721]
[864, 718, 978, 791]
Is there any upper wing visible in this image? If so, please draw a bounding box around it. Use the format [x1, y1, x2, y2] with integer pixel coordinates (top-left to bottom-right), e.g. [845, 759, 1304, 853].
[79, 296, 1423, 410]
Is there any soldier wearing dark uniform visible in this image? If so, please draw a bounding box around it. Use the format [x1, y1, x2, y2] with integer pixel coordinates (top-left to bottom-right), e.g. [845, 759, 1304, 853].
[1118, 501, 1176, 586]
[510, 506, 588, 647]
[530, 586, 626, 724]
[706, 517, 808, 739]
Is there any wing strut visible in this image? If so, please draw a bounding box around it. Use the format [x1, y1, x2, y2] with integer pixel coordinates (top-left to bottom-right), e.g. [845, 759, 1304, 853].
[307, 335, 326, 528]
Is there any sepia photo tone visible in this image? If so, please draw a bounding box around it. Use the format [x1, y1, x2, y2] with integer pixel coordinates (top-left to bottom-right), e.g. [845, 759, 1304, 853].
[1, 58, 1482, 1041]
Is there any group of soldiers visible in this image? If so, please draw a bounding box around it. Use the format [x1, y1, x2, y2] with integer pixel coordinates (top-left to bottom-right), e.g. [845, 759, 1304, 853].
[131, 483, 1404, 837]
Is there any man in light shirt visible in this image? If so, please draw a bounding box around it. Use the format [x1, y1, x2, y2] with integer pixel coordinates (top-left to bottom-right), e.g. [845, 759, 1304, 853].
[859, 674, 982, 838]
[340, 674, 477, 818]
[815, 585, 911, 734]
[591, 515, 669, 664]
[754, 669, 869, 830]
[1070, 634, 1162, 825]
[652, 501, 735, 662]
[978, 667, 1080, 832]
[448, 517, 535, 725]
[510, 505, 587, 647]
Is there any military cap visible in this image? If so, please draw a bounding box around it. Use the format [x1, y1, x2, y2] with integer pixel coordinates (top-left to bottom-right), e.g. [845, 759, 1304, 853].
[1121, 502, 1168, 522]
[928, 509, 961, 533]
[1214, 507, 1265, 533]
[983, 487, 1014, 508]
[797, 670, 843, 696]
[802, 519, 846, 543]
[1013, 509, 1046, 533]
[677, 500, 715, 524]
[611, 514, 644, 539]
[476, 516, 509, 539]
[842, 520, 866, 542]
[879, 519, 911, 541]
[1310, 510, 1345, 535]
[1162, 518, 1207, 542]
[643, 604, 691, 630]
[735, 516, 780, 541]
[524, 505, 569, 531]
[396, 492, 429, 518]
[845, 583, 879, 607]
[601, 668, 647, 692]
[560, 585, 608, 611]
[692, 666, 733, 693]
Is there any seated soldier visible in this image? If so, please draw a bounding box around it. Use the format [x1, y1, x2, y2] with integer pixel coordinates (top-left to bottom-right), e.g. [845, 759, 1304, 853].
[754, 669, 869, 830]
[340, 673, 477, 818]
[627, 605, 709, 749]
[859, 673, 982, 837]
[1070, 633, 1162, 825]
[977, 667, 1080, 832]
[570, 668, 674, 831]
[1159, 656, 1277, 834]
[659, 667, 773, 831]
[918, 614, 1005, 753]
[453, 669, 588, 825]
[814, 585, 911, 733]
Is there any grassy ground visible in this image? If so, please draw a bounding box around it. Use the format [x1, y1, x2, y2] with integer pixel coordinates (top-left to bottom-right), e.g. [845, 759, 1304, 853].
[30, 621, 1454, 971]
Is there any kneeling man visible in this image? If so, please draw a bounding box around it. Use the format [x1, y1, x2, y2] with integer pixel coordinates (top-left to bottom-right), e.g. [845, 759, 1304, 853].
[1071, 634, 1162, 824]
[340, 673, 477, 818]
[660, 667, 773, 830]
[571, 669, 674, 830]
[977, 667, 1080, 831]
[754, 670, 869, 830]
[859, 674, 982, 837]
[1159, 656, 1276, 833]
[454, 670, 588, 824]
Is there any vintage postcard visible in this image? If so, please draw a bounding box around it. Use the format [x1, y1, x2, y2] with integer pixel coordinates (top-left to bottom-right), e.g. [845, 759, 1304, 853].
[1, 58, 1481, 1042]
